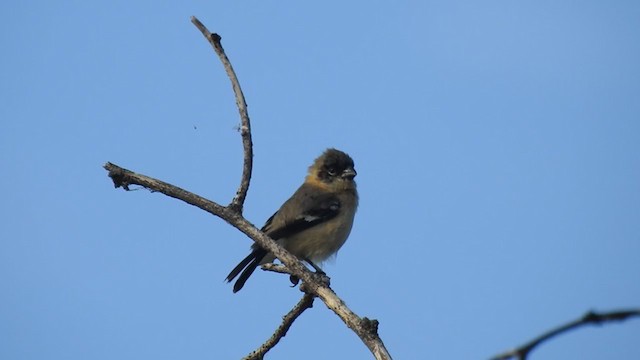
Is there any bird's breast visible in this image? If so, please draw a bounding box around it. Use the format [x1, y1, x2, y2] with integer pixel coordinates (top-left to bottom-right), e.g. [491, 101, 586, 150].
[281, 206, 356, 264]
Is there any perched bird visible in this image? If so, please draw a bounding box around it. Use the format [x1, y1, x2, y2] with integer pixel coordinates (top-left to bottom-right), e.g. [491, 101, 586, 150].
[226, 148, 358, 293]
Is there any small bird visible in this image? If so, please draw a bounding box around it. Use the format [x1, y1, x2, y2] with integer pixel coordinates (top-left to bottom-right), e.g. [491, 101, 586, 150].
[226, 148, 358, 293]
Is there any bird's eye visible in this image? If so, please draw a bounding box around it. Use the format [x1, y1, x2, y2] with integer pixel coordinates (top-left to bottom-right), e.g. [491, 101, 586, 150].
[326, 167, 338, 176]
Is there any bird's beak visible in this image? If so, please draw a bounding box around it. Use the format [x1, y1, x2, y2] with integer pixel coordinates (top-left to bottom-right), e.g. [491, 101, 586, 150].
[342, 168, 357, 179]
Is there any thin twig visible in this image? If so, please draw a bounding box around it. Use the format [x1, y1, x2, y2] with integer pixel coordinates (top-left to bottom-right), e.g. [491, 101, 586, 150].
[104, 162, 227, 218]
[191, 16, 253, 214]
[490, 309, 640, 360]
[243, 294, 316, 360]
[261, 263, 291, 275]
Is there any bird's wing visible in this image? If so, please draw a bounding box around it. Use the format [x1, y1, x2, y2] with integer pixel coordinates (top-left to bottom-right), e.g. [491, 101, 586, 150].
[261, 185, 340, 240]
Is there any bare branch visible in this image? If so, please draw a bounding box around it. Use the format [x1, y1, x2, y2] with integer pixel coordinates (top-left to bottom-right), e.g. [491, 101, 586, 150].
[104, 162, 227, 218]
[104, 17, 393, 360]
[103, 162, 392, 359]
[104, 160, 394, 358]
[191, 16, 253, 214]
[490, 309, 640, 360]
[243, 294, 315, 360]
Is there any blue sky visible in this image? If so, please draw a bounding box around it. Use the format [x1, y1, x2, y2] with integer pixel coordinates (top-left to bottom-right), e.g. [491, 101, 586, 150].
[2, 1, 639, 359]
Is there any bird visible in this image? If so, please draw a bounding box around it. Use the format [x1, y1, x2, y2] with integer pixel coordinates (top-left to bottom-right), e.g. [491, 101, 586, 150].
[225, 148, 358, 293]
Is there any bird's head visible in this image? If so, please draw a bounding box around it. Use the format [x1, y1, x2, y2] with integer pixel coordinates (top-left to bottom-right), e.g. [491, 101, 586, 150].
[306, 148, 357, 191]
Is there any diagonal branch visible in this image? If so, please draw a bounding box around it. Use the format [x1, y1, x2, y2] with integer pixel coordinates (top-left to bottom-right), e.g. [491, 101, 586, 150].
[104, 162, 228, 218]
[104, 162, 392, 359]
[242, 293, 315, 360]
[490, 309, 640, 360]
[191, 16, 253, 214]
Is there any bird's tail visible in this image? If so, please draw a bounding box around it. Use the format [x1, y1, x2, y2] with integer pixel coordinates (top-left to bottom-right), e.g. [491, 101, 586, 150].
[225, 248, 268, 293]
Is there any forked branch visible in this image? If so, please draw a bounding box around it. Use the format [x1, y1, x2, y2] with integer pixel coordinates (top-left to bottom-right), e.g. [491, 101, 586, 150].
[103, 16, 392, 360]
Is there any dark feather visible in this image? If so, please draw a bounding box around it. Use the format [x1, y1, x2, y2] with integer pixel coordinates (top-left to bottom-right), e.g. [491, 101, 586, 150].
[266, 198, 340, 240]
[225, 248, 268, 293]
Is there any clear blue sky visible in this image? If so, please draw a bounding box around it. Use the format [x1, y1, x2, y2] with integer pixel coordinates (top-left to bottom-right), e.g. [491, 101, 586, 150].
[2, 1, 639, 359]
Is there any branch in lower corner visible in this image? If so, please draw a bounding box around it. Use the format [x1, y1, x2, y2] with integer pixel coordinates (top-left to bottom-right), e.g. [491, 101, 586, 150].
[490, 308, 640, 360]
